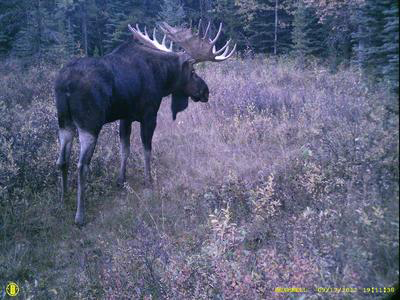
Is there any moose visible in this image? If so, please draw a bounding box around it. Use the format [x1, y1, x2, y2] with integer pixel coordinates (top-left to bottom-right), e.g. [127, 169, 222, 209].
[55, 21, 236, 225]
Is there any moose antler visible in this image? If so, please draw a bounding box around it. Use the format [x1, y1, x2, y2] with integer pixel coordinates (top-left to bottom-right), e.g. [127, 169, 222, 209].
[128, 24, 173, 53]
[159, 21, 236, 63]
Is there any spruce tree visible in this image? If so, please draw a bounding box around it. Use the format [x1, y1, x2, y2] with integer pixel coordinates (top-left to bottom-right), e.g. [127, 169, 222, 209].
[12, 13, 36, 57]
[103, 0, 128, 53]
[381, 0, 399, 92]
[54, 1, 77, 58]
[11, 0, 61, 59]
[357, 0, 386, 77]
[291, 0, 324, 63]
[159, 0, 185, 26]
[235, 0, 292, 54]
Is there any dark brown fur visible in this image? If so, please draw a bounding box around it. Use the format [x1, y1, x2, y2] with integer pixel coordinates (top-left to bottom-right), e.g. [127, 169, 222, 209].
[55, 40, 209, 225]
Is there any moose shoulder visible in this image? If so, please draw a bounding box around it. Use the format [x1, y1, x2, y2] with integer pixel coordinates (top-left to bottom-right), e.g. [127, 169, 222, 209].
[55, 21, 236, 225]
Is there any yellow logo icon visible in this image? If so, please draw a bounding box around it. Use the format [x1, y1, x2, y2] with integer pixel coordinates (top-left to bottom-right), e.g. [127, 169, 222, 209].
[6, 282, 19, 297]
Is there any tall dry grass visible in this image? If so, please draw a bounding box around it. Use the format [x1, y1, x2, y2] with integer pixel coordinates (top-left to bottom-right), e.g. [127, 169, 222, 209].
[0, 57, 398, 299]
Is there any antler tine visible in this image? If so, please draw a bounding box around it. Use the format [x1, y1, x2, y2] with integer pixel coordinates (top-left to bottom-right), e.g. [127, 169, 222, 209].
[157, 21, 236, 63]
[203, 21, 210, 39]
[213, 39, 231, 55]
[220, 44, 231, 57]
[152, 27, 157, 41]
[135, 23, 147, 38]
[159, 22, 178, 36]
[197, 19, 202, 35]
[211, 22, 222, 45]
[128, 23, 135, 33]
[128, 23, 173, 53]
[215, 43, 236, 61]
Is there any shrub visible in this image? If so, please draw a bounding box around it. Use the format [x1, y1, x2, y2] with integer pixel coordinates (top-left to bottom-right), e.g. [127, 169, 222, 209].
[0, 57, 397, 299]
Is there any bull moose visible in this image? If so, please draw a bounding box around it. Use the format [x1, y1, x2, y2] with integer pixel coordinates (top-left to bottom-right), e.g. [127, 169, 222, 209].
[55, 21, 236, 225]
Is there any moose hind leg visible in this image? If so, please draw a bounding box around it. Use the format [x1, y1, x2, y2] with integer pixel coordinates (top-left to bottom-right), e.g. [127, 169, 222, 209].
[56, 128, 74, 201]
[75, 129, 98, 225]
[140, 116, 157, 186]
[117, 120, 132, 187]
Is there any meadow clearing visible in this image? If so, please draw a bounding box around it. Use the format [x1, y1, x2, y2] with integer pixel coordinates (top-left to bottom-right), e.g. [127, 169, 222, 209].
[0, 57, 398, 299]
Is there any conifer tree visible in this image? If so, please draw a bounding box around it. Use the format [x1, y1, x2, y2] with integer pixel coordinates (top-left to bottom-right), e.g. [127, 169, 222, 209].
[12, 10, 36, 57]
[159, 0, 185, 26]
[235, 0, 292, 54]
[381, 0, 399, 92]
[292, 0, 323, 63]
[53, 2, 77, 58]
[356, 0, 386, 76]
[103, 0, 129, 53]
[0, 0, 21, 55]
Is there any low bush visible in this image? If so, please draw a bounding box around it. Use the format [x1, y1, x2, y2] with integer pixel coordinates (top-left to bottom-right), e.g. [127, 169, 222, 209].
[0, 57, 398, 299]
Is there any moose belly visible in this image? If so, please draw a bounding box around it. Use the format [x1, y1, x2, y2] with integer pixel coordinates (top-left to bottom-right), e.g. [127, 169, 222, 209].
[105, 97, 141, 123]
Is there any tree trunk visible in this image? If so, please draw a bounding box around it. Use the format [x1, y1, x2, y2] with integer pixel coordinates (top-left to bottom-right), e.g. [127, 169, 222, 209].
[81, 3, 88, 56]
[357, 25, 365, 68]
[274, 0, 278, 55]
[36, 0, 42, 56]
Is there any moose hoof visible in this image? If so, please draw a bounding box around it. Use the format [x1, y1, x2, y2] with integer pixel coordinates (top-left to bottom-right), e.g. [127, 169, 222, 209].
[75, 213, 85, 226]
[116, 177, 125, 188]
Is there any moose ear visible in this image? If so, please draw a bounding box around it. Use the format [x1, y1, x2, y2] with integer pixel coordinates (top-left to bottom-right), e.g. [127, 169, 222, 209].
[171, 92, 189, 121]
[180, 58, 195, 76]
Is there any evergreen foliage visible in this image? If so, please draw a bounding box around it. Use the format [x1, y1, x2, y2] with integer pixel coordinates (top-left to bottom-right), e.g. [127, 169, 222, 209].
[350, 0, 398, 92]
[159, 0, 185, 26]
[382, 0, 399, 91]
[359, 0, 386, 76]
[292, 0, 323, 60]
[103, 0, 130, 53]
[0, 0, 397, 90]
[236, 0, 292, 54]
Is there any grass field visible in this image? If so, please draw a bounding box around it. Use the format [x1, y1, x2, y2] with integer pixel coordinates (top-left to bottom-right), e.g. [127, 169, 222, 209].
[0, 57, 398, 299]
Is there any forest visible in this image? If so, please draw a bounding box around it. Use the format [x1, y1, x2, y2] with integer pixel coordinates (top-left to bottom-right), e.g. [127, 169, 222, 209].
[0, 0, 398, 88]
[0, 0, 399, 299]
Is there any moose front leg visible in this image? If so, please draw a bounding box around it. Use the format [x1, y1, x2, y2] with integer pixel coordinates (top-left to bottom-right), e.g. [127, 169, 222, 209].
[140, 115, 157, 186]
[117, 119, 132, 186]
